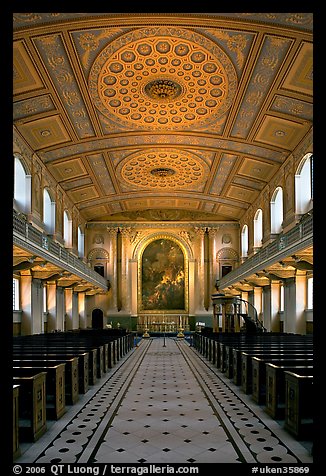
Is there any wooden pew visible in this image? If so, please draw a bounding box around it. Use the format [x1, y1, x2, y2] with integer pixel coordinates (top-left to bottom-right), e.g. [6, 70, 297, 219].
[229, 339, 313, 383]
[240, 350, 313, 394]
[13, 341, 98, 383]
[13, 385, 20, 459]
[251, 356, 314, 404]
[13, 358, 79, 406]
[216, 334, 312, 374]
[265, 364, 313, 419]
[13, 370, 47, 442]
[13, 345, 95, 387]
[13, 351, 89, 395]
[284, 371, 313, 439]
[13, 331, 130, 376]
[13, 364, 66, 420]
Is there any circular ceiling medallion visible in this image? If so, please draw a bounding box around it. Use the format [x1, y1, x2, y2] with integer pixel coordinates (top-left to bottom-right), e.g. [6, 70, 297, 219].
[89, 27, 237, 130]
[116, 149, 210, 190]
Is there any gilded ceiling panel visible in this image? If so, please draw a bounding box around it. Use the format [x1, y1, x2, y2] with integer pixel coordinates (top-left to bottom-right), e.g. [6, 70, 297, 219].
[68, 185, 99, 203]
[87, 153, 116, 195]
[12, 13, 313, 30]
[71, 27, 131, 74]
[83, 205, 108, 220]
[237, 157, 277, 182]
[61, 177, 93, 191]
[201, 202, 216, 213]
[13, 13, 313, 223]
[88, 27, 238, 132]
[209, 153, 238, 195]
[116, 149, 210, 192]
[232, 176, 264, 191]
[217, 204, 242, 219]
[230, 35, 293, 139]
[13, 40, 44, 95]
[48, 158, 88, 182]
[270, 95, 312, 121]
[125, 199, 150, 210]
[226, 185, 259, 203]
[40, 135, 285, 163]
[201, 28, 255, 75]
[33, 34, 95, 139]
[13, 95, 56, 121]
[17, 115, 71, 150]
[254, 115, 311, 150]
[281, 42, 312, 95]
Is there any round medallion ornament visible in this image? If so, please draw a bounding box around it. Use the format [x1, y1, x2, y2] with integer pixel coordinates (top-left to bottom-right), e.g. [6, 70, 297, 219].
[116, 149, 210, 190]
[89, 27, 237, 130]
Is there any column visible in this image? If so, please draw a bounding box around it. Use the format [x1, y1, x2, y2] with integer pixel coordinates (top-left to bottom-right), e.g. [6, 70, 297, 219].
[72, 292, 79, 329]
[295, 272, 307, 334]
[285, 272, 306, 334]
[120, 227, 131, 313]
[47, 283, 57, 332]
[20, 275, 43, 335]
[130, 258, 138, 316]
[32, 278, 44, 335]
[194, 227, 206, 312]
[107, 227, 118, 311]
[78, 292, 86, 329]
[253, 286, 263, 323]
[56, 286, 65, 331]
[64, 288, 73, 330]
[208, 228, 218, 311]
[188, 258, 196, 317]
[20, 274, 32, 335]
[270, 281, 281, 332]
[240, 291, 249, 328]
[204, 229, 209, 310]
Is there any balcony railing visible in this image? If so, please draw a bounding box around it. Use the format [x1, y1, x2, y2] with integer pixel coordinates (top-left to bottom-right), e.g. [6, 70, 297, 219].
[13, 211, 108, 290]
[218, 212, 313, 289]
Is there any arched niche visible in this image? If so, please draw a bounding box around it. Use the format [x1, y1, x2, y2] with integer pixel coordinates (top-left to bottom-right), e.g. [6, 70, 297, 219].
[87, 247, 109, 278]
[91, 308, 104, 329]
[216, 247, 239, 278]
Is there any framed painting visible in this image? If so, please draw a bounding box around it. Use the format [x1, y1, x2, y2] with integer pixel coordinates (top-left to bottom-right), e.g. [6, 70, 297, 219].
[140, 238, 186, 312]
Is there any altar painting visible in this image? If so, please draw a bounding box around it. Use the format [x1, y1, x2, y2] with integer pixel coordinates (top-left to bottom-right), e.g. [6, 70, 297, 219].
[141, 239, 185, 311]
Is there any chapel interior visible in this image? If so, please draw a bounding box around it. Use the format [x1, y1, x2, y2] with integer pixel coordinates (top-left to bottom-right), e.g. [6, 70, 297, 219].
[12, 12, 314, 467]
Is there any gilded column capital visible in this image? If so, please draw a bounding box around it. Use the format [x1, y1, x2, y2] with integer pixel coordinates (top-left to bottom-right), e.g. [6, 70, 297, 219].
[208, 227, 219, 237]
[106, 226, 119, 235]
[194, 226, 206, 237]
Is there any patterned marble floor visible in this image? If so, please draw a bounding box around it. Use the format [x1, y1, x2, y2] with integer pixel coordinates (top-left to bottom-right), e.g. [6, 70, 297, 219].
[16, 337, 313, 464]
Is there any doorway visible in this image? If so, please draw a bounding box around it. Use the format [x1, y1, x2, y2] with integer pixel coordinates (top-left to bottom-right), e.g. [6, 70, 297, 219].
[92, 308, 104, 329]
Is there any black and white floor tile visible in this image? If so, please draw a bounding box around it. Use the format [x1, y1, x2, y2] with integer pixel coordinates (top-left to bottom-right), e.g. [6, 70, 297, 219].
[16, 337, 313, 464]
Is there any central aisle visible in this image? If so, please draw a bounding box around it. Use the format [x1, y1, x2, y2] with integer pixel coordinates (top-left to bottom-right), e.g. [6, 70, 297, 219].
[17, 337, 312, 464]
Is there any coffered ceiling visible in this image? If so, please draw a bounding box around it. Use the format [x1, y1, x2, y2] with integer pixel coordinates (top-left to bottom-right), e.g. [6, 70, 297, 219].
[13, 13, 313, 223]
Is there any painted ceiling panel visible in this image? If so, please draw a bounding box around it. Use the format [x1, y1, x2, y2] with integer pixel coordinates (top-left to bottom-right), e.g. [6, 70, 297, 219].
[13, 13, 313, 223]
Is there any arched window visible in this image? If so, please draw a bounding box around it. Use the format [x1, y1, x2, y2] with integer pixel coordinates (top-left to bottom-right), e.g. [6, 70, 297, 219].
[280, 284, 284, 312]
[14, 155, 31, 213]
[63, 210, 73, 248]
[270, 187, 283, 234]
[253, 209, 263, 249]
[77, 225, 85, 258]
[295, 153, 313, 215]
[241, 224, 248, 258]
[307, 276, 313, 309]
[13, 277, 20, 310]
[43, 188, 55, 234]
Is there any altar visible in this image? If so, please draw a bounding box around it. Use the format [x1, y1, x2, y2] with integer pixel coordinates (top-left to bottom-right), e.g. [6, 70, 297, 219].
[137, 314, 189, 333]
